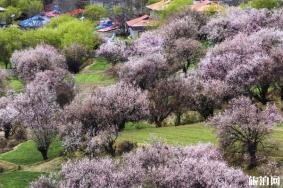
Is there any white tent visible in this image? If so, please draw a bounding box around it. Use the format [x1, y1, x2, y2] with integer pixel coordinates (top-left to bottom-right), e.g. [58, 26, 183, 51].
[0, 7, 5, 12]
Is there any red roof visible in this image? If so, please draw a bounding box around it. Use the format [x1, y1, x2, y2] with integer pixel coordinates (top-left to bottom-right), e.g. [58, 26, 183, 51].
[46, 11, 60, 17]
[126, 15, 156, 27]
[68, 9, 85, 16]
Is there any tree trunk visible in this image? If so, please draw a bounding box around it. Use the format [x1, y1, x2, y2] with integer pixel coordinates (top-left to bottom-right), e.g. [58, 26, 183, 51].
[5, 62, 8, 69]
[155, 120, 162, 128]
[118, 120, 126, 132]
[258, 84, 269, 105]
[4, 124, 11, 139]
[175, 112, 181, 126]
[280, 87, 283, 101]
[199, 105, 214, 120]
[38, 147, 48, 160]
[247, 142, 257, 169]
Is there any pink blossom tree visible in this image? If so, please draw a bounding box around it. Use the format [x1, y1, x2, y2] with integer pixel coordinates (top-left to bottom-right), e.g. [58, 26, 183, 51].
[129, 30, 165, 57]
[201, 7, 271, 43]
[63, 82, 149, 155]
[209, 96, 283, 169]
[0, 95, 19, 139]
[199, 29, 283, 104]
[33, 142, 249, 187]
[166, 38, 205, 74]
[28, 70, 75, 107]
[96, 41, 128, 65]
[14, 86, 61, 160]
[183, 74, 227, 119]
[119, 54, 170, 90]
[10, 44, 66, 82]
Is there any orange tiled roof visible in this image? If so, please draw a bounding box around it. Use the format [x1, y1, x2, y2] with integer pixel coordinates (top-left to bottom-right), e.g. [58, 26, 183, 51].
[146, 0, 171, 11]
[126, 15, 156, 27]
[68, 8, 85, 16]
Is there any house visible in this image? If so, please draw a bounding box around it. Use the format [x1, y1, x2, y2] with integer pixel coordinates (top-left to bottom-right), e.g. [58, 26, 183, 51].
[126, 14, 156, 38]
[146, 0, 171, 19]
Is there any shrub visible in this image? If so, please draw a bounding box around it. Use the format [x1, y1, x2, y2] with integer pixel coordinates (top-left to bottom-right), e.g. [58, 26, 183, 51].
[241, 0, 281, 9]
[84, 4, 107, 21]
[115, 140, 137, 155]
[63, 43, 88, 73]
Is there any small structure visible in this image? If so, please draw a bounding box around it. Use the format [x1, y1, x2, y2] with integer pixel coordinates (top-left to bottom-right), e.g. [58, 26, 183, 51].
[0, 7, 5, 12]
[146, 0, 171, 19]
[126, 15, 156, 38]
[96, 18, 119, 33]
[45, 5, 62, 17]
[19, 15, 50, 29]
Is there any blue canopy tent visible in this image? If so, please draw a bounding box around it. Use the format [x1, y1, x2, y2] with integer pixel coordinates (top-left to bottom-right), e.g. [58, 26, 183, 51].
[19, 15, 50, 29]
[96, 18, 113, 30]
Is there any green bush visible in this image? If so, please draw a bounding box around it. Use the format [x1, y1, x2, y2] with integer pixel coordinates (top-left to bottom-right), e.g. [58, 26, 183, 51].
[0, 6, 21, 24]
[0, 15, 100, 67]
[147, 0, 160, 5]
[84, 4, 107, 21]
[241, 0, 281, 9]
[0, 0, 43, 17]
[160, 0, 193, 20]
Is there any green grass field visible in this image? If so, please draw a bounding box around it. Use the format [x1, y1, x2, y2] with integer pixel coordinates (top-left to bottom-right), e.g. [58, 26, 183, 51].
[0, 171, 45, 188]
[0, 138, 63, 165]
[118, 123, 217, 145]
[75, 58, 116, 87]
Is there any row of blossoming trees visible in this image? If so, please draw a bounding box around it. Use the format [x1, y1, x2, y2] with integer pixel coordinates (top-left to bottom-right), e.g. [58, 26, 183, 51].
[0, 6, 282, 188]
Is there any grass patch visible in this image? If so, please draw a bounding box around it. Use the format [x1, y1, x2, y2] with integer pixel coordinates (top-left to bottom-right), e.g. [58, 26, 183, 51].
[0, 171, 45, 188]
[118, 123, 217, 145]
[0, 138, 63, 165]
[85, 58, 111, 71]
[7, 76, 24, 92]
[271, 126, 283, 163]
[75, 58, 116, 87]
[75, 73, 116, 85]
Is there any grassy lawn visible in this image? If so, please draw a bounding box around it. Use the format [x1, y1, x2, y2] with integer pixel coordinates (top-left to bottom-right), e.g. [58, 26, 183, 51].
[75, 58, 116, 87]
[118, 123, 217, 145]
[0, 171, 45, 188]
[7, 76, 24, 92]
[75, 73, 116, 85]
[271, 126, 283, 163]
[0, 138, 63, 165]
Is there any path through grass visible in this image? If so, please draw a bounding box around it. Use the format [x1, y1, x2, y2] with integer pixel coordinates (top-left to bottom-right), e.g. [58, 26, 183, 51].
[75, 58, 116, 88]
